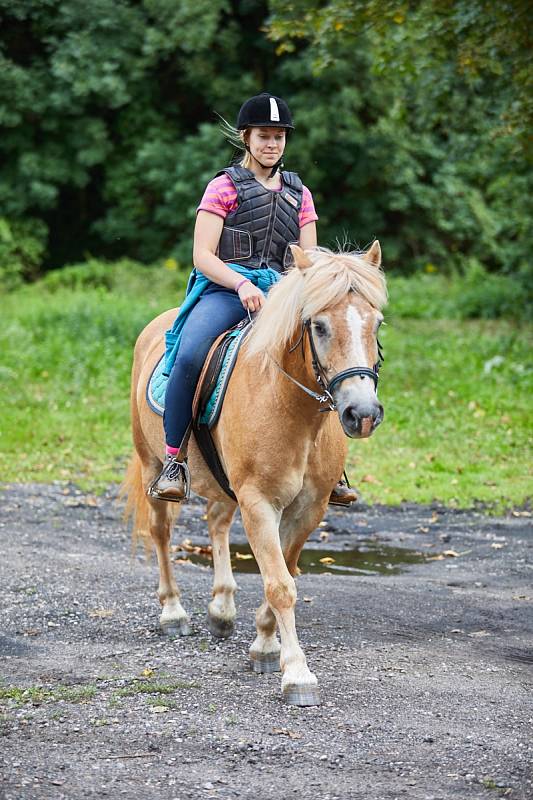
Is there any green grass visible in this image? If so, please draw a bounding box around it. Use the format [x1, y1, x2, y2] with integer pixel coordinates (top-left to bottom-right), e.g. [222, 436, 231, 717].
[0, 684, 97, 706]
[347, 318, 531, 507]
[0, 260, 531, 509]
[111, 679, 199, 699]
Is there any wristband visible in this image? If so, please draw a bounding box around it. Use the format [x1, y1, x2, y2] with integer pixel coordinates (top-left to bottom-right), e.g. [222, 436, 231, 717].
[235, 278, 250, 293]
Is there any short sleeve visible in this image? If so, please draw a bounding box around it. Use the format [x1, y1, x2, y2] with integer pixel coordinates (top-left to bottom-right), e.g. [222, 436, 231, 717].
[299, 185, 318, 228]
[196, 174, 238, 219]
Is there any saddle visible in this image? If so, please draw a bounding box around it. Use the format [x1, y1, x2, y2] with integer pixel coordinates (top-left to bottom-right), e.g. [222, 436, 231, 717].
[146, 319, 252, 500]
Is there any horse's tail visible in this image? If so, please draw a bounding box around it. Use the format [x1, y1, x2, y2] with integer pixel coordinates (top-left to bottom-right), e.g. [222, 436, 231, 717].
[119, 451, 152, 555]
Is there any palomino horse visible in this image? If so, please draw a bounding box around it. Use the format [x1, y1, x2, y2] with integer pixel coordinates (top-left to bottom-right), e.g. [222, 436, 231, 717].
[123, 243, 387, 705]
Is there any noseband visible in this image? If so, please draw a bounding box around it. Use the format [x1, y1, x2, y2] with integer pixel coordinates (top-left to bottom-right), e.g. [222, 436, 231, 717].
[273, 319, 383, 412]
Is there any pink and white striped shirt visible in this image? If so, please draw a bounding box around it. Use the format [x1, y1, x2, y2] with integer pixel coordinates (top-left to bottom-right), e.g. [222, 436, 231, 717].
[197, 173, 318, 228]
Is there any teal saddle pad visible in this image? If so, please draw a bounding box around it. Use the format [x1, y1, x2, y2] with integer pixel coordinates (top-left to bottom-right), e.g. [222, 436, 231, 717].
[146, 326, 249, 428]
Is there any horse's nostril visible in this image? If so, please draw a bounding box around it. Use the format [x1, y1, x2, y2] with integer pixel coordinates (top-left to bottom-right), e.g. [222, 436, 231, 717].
[342, 405, 361, 432]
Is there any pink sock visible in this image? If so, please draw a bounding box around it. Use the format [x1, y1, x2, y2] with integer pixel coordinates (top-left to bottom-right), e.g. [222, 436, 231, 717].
[166, 445, 180, 457]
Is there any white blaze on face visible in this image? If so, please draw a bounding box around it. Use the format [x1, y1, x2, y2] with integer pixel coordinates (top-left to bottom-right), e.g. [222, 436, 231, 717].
[337, 305, 377, 405]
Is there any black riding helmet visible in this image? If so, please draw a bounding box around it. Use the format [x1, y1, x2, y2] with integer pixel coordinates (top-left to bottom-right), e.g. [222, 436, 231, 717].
[236, 93, 294, 177]
[236, 93, 294, 131]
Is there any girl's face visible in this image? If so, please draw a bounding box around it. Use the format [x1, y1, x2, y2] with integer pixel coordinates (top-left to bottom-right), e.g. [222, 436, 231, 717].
[246, 127, 286, 167]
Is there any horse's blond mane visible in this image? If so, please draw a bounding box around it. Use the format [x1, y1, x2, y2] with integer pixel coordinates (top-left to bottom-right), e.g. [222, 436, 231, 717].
[246, 246, 387, 369]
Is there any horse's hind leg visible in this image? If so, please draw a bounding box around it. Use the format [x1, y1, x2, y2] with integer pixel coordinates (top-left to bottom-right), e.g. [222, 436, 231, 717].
[148, 495, 191, 636]
[249, 600, 281, 674]
[206, 498, 237, 638]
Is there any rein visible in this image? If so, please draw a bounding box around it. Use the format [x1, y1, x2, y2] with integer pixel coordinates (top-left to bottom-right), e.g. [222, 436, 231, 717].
[271, 320, 383, 413]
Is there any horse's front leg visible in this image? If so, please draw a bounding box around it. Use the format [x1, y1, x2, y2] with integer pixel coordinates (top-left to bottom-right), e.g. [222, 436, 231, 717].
[239, 488, 319, 706]
[248, 492, 328, 675]
[206, 498, 237, 638]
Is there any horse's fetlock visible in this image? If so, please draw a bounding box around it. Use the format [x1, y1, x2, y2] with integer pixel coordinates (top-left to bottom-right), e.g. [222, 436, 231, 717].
[212, 580, 237, 598]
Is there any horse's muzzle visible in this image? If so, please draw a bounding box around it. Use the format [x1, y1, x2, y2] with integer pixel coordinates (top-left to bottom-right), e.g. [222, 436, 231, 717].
[340, 402, 384, 438]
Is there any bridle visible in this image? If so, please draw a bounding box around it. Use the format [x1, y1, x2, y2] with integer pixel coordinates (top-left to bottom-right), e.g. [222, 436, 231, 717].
[270, 318, 384, 413]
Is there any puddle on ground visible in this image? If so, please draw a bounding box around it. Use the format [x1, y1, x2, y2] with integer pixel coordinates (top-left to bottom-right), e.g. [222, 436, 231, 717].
[174, 541, 428, 576]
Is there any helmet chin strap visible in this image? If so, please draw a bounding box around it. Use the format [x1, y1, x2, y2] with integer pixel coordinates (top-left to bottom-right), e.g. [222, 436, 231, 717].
[244, 143, 284, 178]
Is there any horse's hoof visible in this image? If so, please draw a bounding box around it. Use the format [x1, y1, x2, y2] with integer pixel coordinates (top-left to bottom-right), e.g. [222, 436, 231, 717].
[249, 651, 281, 674]
[282, 685, 321, 707]
[161, 619, 192, 637]
[207, 614, 234, 639]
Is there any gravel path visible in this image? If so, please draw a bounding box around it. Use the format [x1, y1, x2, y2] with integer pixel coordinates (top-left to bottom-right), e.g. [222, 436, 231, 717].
[1, 482, 532, 800]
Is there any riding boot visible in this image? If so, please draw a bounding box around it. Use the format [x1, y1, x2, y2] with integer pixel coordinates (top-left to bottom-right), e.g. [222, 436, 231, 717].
[147, 454, 191, 503]
[328, 479, 358, 507]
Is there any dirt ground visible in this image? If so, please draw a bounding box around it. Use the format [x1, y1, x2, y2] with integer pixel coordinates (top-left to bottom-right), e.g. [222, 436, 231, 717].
[0, 482, 532, 800]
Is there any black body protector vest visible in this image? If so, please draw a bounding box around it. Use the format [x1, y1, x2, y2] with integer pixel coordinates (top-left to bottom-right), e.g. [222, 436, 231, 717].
[216, 166, 303, 273]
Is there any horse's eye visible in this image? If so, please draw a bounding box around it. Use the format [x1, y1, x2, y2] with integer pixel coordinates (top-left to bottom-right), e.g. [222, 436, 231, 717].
[313, 321, 327, 337]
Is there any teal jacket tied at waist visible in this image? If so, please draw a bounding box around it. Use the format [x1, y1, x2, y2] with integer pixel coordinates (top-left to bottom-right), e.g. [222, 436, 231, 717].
[163, 263, 281, 376]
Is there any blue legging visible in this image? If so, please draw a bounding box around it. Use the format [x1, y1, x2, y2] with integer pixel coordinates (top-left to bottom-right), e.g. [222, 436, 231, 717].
[163, 285, 247, 449]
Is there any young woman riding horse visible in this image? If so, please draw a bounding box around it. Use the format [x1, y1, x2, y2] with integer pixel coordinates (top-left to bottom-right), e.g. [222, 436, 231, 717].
[148, 93, 357, 506]
[125, 241, 386, 706]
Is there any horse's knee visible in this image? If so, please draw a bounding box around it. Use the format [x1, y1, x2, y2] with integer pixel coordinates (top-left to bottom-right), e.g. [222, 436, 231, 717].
[265, 576, 296, 611]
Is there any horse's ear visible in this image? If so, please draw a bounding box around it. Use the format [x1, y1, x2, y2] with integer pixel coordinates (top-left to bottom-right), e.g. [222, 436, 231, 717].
[364, 240, 382, 268]
[290, 245, 313, 272]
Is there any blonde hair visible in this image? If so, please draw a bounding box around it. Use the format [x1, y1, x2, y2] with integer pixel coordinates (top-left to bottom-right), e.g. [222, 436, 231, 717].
[246, 247, 388, 371]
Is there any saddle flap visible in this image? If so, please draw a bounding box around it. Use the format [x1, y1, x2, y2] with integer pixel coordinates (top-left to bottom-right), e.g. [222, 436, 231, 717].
[193, 319, 251, 428]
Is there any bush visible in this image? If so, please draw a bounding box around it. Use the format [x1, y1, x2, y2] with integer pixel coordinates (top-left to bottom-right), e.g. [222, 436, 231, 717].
[388, 260, 531, 322]
[0, 218, 48, 290]
[41, 256, 189, 298]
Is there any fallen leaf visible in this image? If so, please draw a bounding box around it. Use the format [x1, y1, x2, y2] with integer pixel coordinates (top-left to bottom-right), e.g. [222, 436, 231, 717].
[141, 668, 154, 677]
[270, 727, 302, 739]
[89, 609, 114, 618]
[319, 521, 328, 527]
[319, 530, 330, 542]
[235, 552, 254, 560]
[429, 512, 439, 524]
[443, 550, 459, 558]
[150, 706, 169, 713]
[468, 630, 490, 637]
[511, 510, 531, 518]
[491, 542, 506, 549]
[63, 498, 83, 507]
[512, 595, 530, 601]
[303, 596, 313, 603]
[319, 556, 335, 564]
[416, 526, 430, 534]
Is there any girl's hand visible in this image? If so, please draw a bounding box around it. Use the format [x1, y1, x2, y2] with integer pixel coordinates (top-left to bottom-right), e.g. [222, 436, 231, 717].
[237, 280, 264, 313]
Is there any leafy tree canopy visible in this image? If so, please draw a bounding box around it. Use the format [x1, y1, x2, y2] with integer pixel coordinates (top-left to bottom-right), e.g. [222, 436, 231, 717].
[0, 0, 530, 293]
